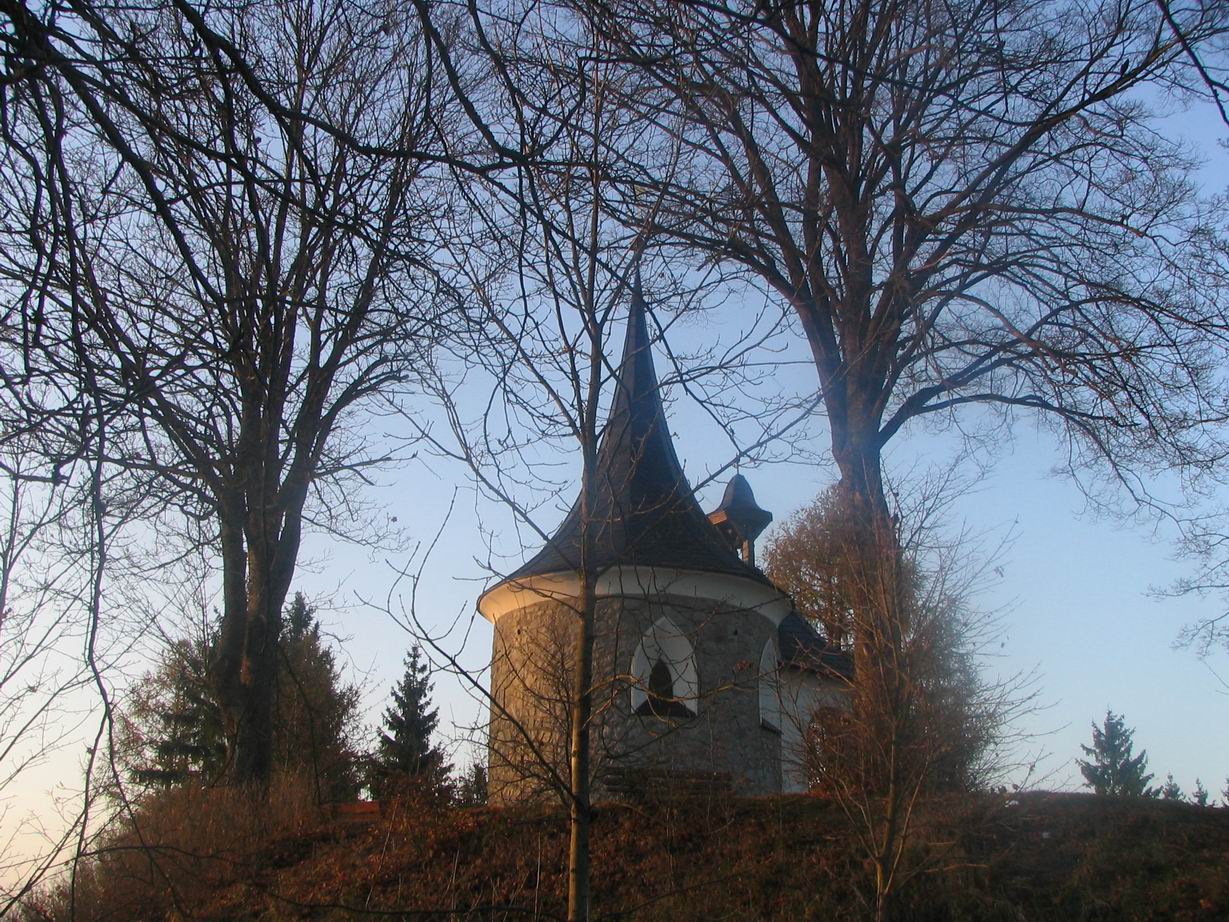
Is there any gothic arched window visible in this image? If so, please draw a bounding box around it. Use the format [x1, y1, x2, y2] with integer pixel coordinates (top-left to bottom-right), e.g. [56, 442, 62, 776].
[649, 659, 674, 699]
[630, 617, 698, 718]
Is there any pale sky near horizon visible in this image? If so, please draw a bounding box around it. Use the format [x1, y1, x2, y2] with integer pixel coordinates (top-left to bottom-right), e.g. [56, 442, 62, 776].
[5, 79, 1229, 893]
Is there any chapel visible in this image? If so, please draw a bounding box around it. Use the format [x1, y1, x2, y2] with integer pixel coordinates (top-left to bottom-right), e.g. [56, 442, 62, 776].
[478, 279, 851, 803]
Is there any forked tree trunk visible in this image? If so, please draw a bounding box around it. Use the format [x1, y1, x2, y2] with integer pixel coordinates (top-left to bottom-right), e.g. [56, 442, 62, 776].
[211, 505, 300, 788]
[229, 582, 283, 785]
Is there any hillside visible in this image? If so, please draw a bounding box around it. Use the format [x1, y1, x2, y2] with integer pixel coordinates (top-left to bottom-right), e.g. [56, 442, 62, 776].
[23, 790, 1229, 920]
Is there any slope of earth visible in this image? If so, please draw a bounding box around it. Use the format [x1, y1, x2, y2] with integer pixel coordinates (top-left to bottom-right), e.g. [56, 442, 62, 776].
[198, 791, 1229, 921]
[24, 790, 1229, 921]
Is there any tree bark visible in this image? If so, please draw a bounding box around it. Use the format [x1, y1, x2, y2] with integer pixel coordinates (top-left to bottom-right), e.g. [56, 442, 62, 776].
[211, 495, 303, 787]
[832, 421, 909, 920]
[566, 564, 595, 922]
[567, 387, 600, 922]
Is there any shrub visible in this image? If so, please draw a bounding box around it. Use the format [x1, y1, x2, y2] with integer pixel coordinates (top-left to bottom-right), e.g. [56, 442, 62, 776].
[18, 772, 322, 921]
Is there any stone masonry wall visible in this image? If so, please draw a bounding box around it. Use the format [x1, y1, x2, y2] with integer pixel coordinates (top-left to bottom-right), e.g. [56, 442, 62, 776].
[487, 585, 783, 804]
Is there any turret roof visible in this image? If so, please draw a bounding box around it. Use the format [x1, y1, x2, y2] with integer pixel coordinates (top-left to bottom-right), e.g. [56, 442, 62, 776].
[777, 612, 854, 677]
[502, 280, 771, 586]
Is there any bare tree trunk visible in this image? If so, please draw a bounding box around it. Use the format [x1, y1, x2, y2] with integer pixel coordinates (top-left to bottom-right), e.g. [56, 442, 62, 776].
[213, 511, 253, 782]
[234, 579, 282, 785]
[831, 422, 896, 676]
[212, 557, 282, 785]
[832, 427, 912, 919]
[568, 280, 603, 920]
[212, 500, 303, 786]
[567, 566, 595, 922]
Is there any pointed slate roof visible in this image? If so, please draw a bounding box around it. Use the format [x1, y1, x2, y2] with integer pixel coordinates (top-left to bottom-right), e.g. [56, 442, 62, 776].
[503, 279, 771, 586]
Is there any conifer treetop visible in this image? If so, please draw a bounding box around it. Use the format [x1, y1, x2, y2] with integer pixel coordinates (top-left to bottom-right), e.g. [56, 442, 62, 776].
[1077, 709, 1157, 798]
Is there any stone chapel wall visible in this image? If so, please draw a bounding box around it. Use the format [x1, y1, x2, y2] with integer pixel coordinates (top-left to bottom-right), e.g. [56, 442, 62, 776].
[487, 587, 784, 804]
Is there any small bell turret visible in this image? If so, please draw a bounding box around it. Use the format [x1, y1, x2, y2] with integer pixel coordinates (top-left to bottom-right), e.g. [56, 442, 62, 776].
[707, 474, 773, 566]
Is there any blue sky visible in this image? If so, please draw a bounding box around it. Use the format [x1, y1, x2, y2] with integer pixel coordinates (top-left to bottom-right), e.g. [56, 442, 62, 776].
[287, 92, 1229, 801]
[5, 73, 1229, 896]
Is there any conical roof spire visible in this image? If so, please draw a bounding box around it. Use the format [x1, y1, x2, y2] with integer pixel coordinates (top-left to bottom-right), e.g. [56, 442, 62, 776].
[501, 273, 768, 585]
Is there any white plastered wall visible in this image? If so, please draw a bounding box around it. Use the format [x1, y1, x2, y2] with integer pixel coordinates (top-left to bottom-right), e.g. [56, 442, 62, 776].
[778, 668, 850, 794]
[478, 566, 793, 626]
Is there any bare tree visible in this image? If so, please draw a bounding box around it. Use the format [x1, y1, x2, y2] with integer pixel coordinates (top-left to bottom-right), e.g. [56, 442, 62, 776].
[585, 4, 1229, 914]
[1163, 487, 1229, 659]
[417, 22, 648, 910]
[0, 0, 458, 785]
[765, 481, 1036, 791]
[1156, 0, 1229, 124]
[390, 8, 797, 917]
[0, 450, 99, 910]
[0, 360, 148, 913]
[767, 476, 1036, 916]
[591, 0, 1229, 611]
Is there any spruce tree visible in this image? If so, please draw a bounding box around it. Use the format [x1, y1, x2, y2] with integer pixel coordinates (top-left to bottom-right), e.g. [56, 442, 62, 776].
[370, 645, 449, 796]
[1160, 773, 1184, 801]
[455, 761, 488, 806]
[119, 634, 226, 787]
[119, 593, 360, 797]
[1193, 778, 1210, 807]
[273, 593, 363, 799]
[1077, 710, 1156, 797]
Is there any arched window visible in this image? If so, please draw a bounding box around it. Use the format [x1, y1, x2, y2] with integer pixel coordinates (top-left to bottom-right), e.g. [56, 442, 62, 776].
[630, 616, 698, 718]
[759, 638, 781, 732]
[648, 659, 674, 700]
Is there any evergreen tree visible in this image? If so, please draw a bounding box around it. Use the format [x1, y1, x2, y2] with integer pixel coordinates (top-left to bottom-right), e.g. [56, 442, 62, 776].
[1160, 773, 1184, 801]
[1077, 710, 1156, 797]
[455, 761, 488, 806]
[1193, 778, 1210, 807]
[119, 593, 361, 797]
[369, 646, 450, 796]
[118, 634, 226, 787]
[272, 593, 364, 799]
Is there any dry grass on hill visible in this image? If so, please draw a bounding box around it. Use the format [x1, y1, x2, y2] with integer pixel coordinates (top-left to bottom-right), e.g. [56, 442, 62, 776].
[17, 788, 1229, 921]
